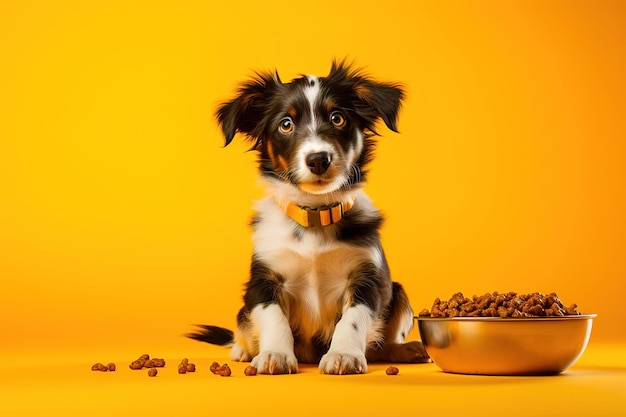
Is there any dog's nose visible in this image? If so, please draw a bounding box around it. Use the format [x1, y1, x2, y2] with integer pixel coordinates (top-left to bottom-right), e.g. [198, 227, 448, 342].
[305, 152, 331, 175]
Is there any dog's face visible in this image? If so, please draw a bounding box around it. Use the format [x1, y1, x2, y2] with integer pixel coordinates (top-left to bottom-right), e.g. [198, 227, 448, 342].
[217, 61, 404, 195]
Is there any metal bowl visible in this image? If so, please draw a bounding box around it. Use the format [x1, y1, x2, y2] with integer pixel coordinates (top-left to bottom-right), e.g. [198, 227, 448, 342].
[416, 314, 596, 375]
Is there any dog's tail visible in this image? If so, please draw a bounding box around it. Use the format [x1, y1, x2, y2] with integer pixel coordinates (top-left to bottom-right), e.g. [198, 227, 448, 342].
[186, 325, 234, 346]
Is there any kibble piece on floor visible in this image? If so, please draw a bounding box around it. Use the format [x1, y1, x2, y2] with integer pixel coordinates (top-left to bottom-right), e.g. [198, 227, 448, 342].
[91, 363, 107, 371]
[218, 364, 231, 377]
[386, 366, 399, 375]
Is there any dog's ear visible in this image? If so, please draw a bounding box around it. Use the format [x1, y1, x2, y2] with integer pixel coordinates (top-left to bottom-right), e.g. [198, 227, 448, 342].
[216, 71, 281, 149]
[327, 60, 404, 135]
[354, 80, 404, 133]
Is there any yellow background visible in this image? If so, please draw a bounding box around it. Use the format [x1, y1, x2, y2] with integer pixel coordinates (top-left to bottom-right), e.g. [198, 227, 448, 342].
[1, 1, 625, 416]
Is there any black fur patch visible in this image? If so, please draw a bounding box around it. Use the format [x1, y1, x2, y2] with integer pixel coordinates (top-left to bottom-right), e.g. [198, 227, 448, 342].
[244, 255, 284, 309]
[312, 332, 331, 356]
[349, 261, 392, 312]
[336, 209, 385, 247]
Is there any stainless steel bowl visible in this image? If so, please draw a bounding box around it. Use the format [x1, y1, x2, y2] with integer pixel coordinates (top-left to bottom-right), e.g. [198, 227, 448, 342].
[416, 314, 596, 375]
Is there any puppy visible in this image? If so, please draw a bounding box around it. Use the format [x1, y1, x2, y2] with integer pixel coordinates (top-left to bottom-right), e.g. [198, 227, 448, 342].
[188, 61, 430, 374]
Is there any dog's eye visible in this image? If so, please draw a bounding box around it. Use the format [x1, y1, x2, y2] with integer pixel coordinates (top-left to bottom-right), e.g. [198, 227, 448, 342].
[278, 117, 294, 134]
[330, 112, 346, 127]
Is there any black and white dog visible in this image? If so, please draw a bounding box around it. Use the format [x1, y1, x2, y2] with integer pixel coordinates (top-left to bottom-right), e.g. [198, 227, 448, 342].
[188, 61, 430, 374]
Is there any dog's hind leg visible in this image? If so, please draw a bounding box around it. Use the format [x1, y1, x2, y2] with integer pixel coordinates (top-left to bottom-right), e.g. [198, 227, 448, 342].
[366, 282, 431, 363]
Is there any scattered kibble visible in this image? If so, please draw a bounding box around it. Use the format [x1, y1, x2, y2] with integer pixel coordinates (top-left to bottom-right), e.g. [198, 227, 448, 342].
[129, 354, 166, 370]
[209, 362, 232, 376]
[218, 364, 231, 377]
[92, 353, 243, 379]
[178, 358, 197, 374]
[386, 366, 399, 376]
[152, 358, 166, 367]
[244, 366, 258, 376]
[91, 363, 108, 372]
[210, 362, 220, 374]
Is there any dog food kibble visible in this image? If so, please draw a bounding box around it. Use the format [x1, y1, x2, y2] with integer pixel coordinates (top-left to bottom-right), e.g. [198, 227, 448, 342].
[177, 358, 196, 374]
[91, 362, 116, 372]
[218, 364, 232, 377]
[128, 354, 167, 370]
[91, 363, 107, 371]
[209, 362, 232, 376]
[418, 291, 582, 318]
[210, 362, 221, 374]
[93, 354, 166, 374]
[386, 366, 399, 375]
[148, 368, 158, 377]
[152, 358, 166, 368]
[244, 366, 258, 376]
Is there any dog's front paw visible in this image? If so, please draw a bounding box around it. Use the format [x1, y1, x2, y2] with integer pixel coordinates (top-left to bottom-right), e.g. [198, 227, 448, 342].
[319, 351, 368, 375]
[251, 351, 298, 375]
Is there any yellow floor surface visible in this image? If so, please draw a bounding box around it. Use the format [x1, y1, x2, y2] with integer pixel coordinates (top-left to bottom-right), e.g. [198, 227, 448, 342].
[1, 342, 624, 417]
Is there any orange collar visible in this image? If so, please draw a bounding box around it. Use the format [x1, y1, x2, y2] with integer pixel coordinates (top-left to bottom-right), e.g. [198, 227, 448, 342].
[282, 197, 355, 227]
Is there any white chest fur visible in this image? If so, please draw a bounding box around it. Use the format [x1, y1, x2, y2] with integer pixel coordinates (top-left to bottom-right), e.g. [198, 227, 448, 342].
[252, 195, 383, 343]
